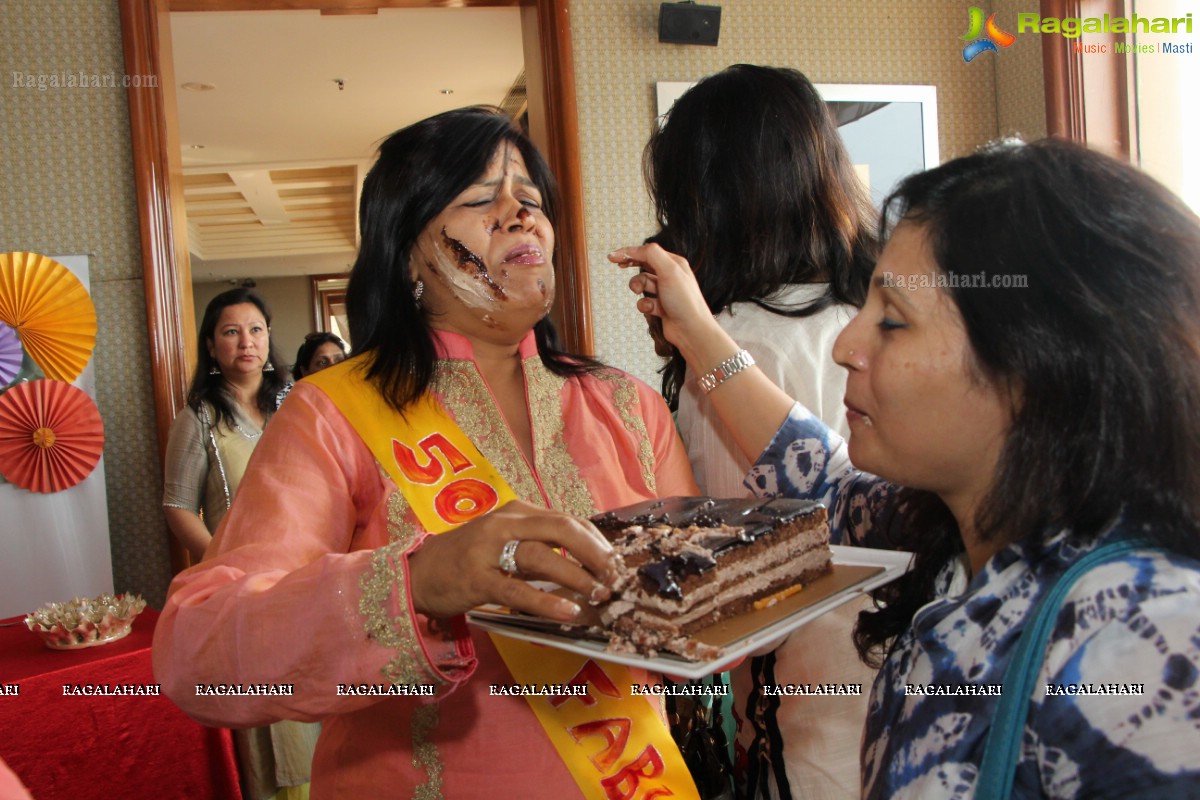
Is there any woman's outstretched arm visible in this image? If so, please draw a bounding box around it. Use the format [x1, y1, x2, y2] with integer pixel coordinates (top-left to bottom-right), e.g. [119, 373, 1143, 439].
[610, 243, 795, 462]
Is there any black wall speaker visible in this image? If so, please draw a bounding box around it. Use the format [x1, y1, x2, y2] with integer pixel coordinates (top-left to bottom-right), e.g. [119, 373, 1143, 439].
[658, 2, 722, 46]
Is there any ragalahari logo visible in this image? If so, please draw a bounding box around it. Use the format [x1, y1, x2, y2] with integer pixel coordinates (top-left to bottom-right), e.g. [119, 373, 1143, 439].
[961, 6, 1016, 62]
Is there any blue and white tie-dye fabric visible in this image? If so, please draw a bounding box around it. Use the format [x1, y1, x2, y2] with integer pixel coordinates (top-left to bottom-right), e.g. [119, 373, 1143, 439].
[747, 404, 1200, 798]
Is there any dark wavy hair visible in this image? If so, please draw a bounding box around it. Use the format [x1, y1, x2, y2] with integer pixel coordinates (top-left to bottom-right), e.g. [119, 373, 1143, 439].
[186, 287, 287, 428]
[645, 64, 878, 408]
[346, 106, 603, 412]
[854, 138, 1200, 665]
[291, 331, 348, 381]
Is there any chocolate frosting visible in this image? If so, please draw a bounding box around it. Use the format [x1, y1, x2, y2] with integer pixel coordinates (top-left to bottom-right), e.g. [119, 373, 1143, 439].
[592, 496, 825, 599]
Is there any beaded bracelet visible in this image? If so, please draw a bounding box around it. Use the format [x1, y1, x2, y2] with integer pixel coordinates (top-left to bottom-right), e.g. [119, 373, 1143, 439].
[697, 350, 755, 394]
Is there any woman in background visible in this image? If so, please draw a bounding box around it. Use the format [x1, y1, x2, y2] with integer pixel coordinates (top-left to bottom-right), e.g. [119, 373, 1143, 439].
[163, 287, 288, 562]
[614, 137, 1200, 798]
[291, 332, 347, 381]
[161, 287, 316, 800]
[644, 64, 877, 799]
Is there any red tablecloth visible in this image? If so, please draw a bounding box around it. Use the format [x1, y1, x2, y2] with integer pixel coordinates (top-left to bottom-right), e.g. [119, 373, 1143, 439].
[0, 609, 242, 800]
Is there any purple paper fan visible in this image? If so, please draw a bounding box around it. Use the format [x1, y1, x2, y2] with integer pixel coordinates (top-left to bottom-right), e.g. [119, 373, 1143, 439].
[0, 323, 22, 387]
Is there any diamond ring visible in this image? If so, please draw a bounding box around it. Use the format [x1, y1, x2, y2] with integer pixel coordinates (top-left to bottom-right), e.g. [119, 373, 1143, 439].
[498, 540, 521, 576]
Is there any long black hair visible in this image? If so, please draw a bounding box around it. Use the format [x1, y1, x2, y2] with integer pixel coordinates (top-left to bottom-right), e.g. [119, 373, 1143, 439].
[854, 138, 1200, 665]
[645, 64, 878, 408]
[346, 106, 602, 412]
[186, 287, 287, 428]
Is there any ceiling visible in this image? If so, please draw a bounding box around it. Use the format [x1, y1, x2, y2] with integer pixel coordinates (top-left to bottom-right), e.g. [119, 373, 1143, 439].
[171, 8, 526, 282]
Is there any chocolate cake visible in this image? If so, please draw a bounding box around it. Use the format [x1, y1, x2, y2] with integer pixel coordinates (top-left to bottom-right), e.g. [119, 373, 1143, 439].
[590, 496, 831, 658]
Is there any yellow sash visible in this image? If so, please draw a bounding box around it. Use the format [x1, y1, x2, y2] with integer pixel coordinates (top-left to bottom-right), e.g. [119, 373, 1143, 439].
[307, 357, 698, 800]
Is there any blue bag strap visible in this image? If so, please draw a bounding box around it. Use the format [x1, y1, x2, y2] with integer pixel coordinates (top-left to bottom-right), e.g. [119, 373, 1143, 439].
[975, 538, 1151, 800]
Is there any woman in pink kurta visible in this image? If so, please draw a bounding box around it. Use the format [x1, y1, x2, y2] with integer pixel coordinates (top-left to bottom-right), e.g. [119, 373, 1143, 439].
[153, 107, 698, 799]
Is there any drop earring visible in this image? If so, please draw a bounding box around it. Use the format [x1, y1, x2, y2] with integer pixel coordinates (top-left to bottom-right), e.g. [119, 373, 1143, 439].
[209, 365, 221, 375]
[263, 361, 275, 373]
[414, 279, 425, 305]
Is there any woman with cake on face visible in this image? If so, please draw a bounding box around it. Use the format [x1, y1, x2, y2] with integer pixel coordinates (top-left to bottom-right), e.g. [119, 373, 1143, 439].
[643, 64, 878, 800]
[154, 106, 705, 798]
[610, 138, 1200, 798]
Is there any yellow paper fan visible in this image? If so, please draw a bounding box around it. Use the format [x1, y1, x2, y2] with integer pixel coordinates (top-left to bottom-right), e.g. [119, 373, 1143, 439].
[0, 252, 98, 383]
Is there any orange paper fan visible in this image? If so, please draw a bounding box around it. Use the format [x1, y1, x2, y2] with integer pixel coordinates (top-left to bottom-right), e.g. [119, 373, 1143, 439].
[0, 252, 98, 383]
[0, 379, 105, 493]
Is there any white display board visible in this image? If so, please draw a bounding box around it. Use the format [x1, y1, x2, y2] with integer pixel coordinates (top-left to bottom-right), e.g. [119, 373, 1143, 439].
[0, 254, 114, 618]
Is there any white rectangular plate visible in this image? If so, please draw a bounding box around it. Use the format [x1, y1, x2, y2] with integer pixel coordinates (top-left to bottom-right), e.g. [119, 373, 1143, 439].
[467, 544, 913, 680]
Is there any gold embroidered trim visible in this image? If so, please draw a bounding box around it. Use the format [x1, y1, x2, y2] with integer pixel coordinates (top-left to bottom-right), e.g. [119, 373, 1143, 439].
[384, 475, 420, 547]
[524, 358, 595, 517]
[432, 361, 543, 504]
[358, 543, 436, 687]
[595, 370, 657, 494]
[411, 703, 444, 800]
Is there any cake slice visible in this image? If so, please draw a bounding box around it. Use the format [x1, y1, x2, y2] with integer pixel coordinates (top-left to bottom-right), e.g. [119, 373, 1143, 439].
[590, 496, 831, 659]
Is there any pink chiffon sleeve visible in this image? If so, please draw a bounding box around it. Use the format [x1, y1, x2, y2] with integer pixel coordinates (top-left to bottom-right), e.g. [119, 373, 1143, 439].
[637, 380, 700, 499]
[151, 384, 477, 728]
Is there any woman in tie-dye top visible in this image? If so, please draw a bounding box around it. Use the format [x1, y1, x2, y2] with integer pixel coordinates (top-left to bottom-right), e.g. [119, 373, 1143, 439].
[610, 138, 1200, 798]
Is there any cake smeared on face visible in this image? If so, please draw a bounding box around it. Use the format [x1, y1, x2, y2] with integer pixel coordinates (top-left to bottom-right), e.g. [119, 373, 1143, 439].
[590, 496, 833, 660]
[413, 143, 556, 325]
[425, 227, 507, 313]
[423, 221, 554, 323]
[483, 205, 534, 235]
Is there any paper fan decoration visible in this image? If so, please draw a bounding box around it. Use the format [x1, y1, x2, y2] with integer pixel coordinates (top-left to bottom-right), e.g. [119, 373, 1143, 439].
[0, 252, 97, 383]
[0, 323, 21, 387]
[0, 379, 105, 493]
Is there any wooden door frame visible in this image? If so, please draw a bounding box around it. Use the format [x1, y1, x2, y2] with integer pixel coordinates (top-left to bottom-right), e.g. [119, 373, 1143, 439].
[119, 0, 591, 572]
[1040, 0, 1134, 159]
